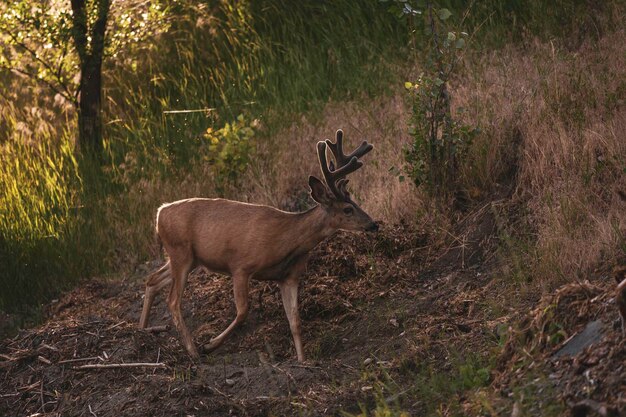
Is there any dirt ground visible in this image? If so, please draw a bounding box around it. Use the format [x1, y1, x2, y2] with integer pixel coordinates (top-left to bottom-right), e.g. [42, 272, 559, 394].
[1, 208, 624, 416]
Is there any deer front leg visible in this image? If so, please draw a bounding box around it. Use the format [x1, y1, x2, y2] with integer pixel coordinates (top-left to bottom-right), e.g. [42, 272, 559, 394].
[204, 272, 250, 352]
[279, 261, 306, 362]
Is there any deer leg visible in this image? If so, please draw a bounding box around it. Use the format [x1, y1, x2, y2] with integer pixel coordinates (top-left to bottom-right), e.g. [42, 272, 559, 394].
[167, 252, 198, 359]
[204, 272, 250, 352]
[279, 275, 304, 362]
[139, 261, 172, 328]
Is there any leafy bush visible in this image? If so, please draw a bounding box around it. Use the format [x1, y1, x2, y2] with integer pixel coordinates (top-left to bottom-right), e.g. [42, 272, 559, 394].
[404, 75, 478, 193]
[387, 1, 479, 195]
[202, 115, 257, 195]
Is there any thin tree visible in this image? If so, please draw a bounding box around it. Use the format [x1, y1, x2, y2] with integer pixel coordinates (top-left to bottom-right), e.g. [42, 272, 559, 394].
[70, 0, 110, 157]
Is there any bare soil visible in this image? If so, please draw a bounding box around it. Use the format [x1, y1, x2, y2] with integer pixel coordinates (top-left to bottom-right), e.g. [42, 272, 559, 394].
[1, 209, 624, 416]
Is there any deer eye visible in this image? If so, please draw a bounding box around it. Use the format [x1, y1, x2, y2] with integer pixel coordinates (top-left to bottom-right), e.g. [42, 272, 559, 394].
[343, 206, 354, 215]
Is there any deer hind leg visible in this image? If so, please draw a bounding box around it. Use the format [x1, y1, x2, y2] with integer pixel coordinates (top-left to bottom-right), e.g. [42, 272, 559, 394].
[279, 274, 304, 362]
[139, 261, 172, 328]
[204, 272, 250, 352]
[167, 249, 198, 359]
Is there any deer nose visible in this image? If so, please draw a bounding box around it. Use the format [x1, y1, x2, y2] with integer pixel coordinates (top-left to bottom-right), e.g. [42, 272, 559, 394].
[366, 222, 379, 232]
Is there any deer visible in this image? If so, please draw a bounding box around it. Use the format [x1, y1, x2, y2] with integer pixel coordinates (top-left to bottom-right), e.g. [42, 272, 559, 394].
[138, 129, 378, 361]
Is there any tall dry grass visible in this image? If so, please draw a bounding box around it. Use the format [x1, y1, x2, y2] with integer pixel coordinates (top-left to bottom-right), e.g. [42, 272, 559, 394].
[455, 23, 626, 288]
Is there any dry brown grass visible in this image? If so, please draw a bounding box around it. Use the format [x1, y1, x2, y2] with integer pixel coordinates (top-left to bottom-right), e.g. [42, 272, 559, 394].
[240, 93, 424, 224]
[456, 25, 626, 287]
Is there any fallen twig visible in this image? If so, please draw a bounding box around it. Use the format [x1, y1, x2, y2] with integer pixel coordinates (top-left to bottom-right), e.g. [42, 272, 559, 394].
[105, 321, 126, 331]
[39, 343, 59, 352]
[144, 325, 169, 333]
[37, 355, 52, 365]
[270, 363, 297, 388]
[74, 362, 166, 370]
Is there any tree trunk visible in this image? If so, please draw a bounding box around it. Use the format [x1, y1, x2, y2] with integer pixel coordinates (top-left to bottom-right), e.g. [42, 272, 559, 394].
[78, 57, 103, 157]
[70, 0, 110, 160]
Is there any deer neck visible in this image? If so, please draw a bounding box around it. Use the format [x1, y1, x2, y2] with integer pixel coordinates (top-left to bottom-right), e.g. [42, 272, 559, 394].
[287, 205, 335, 254]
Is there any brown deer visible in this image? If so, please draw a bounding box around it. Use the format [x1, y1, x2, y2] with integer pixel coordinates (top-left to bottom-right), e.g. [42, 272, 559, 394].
[138, 129, 377, 361]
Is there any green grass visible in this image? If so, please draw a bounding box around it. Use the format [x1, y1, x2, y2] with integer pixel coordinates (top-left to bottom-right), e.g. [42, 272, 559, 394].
[0, 132, 84, 312]
[348, 352, 495, 417]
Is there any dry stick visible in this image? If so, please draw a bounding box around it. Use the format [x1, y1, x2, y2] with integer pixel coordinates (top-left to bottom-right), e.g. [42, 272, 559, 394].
[144, 325, 169, 333]
[37, 356, 52, 365]
[105, 321, 126, 331]
[39, 343, 59, 352]
[74, 362, 166, 370]
[152, 347, 162, 376]
[39, 379, 45, 414]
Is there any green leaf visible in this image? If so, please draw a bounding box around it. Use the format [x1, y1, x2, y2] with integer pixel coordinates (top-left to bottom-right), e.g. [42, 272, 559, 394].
[437, 8, 452, 21]
[447, 32, 456, 41]
[455, 38, 465, 49]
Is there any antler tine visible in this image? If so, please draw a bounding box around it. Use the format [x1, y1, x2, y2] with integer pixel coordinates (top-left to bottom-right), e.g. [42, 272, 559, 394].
[317, 141, 361, 199]
[317, 130, 373, 200]
[325, 129, 373, 169]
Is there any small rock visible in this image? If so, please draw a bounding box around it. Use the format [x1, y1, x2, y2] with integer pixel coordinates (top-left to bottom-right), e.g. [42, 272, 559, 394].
[363, 358, 373, 365]
[361, 386, 373, 392]
[554, 320, 605, 358]
[225, 378, 235, 386]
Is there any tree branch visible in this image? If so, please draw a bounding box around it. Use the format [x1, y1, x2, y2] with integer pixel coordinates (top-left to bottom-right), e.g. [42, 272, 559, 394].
[90, 0, 111, 64]
[0, 63, 76, 106]
[1, 28, 76, 103]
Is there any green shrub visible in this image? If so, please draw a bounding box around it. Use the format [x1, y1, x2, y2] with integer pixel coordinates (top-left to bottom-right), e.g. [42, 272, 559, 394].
[202, 115, 257, 195]
[386, 1, 479, 195]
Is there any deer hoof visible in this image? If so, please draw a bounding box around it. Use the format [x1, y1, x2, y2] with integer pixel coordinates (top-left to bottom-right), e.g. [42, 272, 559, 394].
[202, 338, 221, 353]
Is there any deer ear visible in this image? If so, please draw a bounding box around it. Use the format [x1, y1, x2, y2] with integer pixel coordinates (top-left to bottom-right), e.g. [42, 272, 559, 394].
[309, 176, 333, 205]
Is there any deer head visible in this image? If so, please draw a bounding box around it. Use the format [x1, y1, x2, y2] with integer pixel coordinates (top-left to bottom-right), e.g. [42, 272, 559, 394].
[309, 129, 378, 232]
